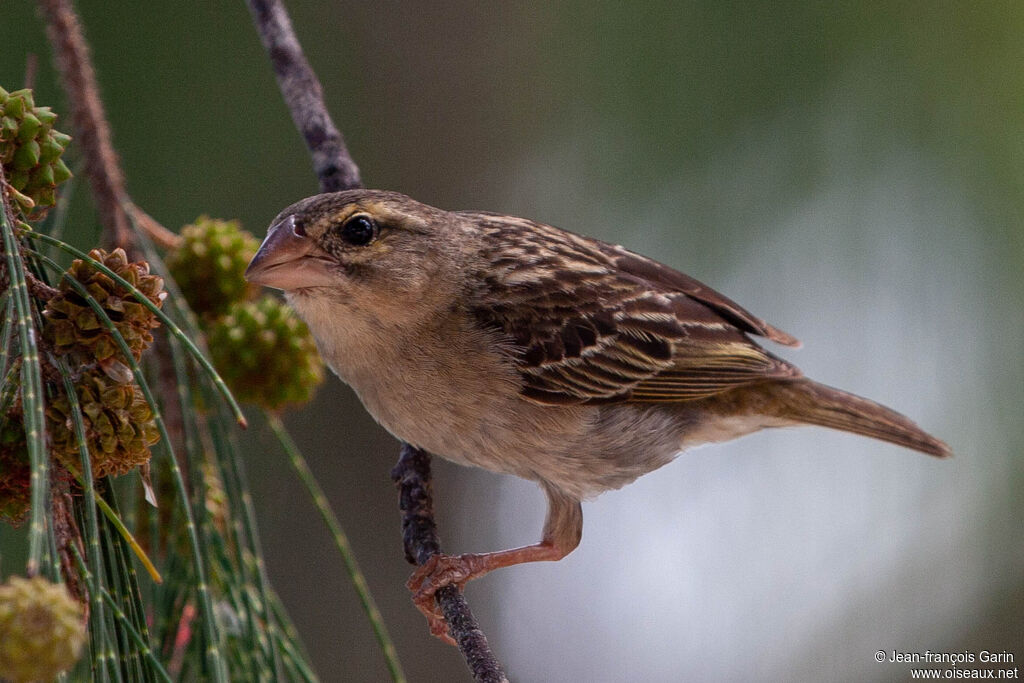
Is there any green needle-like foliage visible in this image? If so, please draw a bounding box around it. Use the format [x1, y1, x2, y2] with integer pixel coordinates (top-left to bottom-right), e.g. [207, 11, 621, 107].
[2, 206, 325, 680]
[1, 70, 402, 682]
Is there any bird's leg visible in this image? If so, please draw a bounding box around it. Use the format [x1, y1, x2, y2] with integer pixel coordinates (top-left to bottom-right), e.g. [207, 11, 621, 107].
[407, 486, 582, 645]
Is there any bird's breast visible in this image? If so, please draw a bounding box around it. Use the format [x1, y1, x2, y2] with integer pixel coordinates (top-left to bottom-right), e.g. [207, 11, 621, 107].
[287, 293, 750, 499]
[293, 294, 544, 474]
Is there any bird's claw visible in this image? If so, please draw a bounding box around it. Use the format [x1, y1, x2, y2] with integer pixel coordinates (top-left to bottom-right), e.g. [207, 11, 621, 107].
[407, 553, 483, 646]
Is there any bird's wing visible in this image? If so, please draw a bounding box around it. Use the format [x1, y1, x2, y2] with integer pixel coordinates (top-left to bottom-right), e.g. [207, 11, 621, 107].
[468, 214, 802, 406]
[597, 243, 801, 348]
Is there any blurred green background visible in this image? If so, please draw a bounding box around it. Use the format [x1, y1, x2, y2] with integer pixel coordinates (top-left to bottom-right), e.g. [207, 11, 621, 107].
[3, 1, 1022, 681]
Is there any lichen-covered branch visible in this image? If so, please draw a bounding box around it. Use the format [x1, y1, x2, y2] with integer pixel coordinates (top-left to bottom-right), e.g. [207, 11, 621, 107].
[245, 0, 362, 193]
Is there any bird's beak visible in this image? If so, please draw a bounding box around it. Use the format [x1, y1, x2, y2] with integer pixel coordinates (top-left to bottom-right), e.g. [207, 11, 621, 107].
[245, 215, 336, 291]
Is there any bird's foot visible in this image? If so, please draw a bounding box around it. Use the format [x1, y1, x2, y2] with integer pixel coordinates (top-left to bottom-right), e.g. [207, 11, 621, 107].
[407, 553, 488, 646]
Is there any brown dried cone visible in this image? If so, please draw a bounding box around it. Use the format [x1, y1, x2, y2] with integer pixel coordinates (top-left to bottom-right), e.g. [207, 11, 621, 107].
[166, 217, 260, 318]
[208, 297, 324, 411]
[43, 248, 165, 383]
[0, 576, 85, 683]
[46, 373, 160, 479]
[0, 410, 31, 526]
[0, 86, 73, 219]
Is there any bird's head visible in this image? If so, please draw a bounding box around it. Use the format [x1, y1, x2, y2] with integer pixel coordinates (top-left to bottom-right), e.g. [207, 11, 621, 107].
[246, 190, 466, 310]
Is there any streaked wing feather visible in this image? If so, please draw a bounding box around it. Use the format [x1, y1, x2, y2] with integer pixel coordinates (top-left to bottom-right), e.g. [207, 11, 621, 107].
[600, 244, 801, 347]
[467, 213, 801, 406]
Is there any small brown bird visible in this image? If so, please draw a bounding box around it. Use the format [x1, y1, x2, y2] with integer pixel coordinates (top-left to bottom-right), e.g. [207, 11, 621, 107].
[245, 189, 950, 642]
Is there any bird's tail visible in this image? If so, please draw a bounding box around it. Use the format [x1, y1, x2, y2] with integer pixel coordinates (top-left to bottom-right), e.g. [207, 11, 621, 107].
[766, 379, 951, 458]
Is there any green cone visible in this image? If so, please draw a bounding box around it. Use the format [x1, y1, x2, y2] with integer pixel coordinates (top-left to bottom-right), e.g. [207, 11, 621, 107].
[0, 576, 85, 683]
[0, 87, 72, 219]
[208, 297, 324, 411]
[166, 216, 260, 317]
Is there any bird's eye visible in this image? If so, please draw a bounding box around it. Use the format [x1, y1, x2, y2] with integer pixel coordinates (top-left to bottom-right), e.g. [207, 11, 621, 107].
[340, 215, 378, 246]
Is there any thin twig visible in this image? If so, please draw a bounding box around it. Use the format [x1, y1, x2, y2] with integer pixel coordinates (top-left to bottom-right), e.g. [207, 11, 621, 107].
[39, 0, 132, 248]
[24, 53, 39, 91]
[126, 201, 181, 249]
[245, 0, 362, 193]
[51, 485, 86, 603]
[38, 0, 181, 252]
[245, 2, 509, 680]
[25, 271, 59, 301]
[392, 446, 509, 683]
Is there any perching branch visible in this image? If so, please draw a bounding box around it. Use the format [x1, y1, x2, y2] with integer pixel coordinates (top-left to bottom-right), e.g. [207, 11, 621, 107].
[245, 2, 509, 680]
[38, 0, 180, 251]
[392, 446, 509, 683]
[245, 0, 362, 194]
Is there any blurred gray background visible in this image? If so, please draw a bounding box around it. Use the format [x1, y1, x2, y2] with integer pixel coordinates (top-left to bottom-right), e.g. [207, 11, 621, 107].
[3, 1, 1022, 681]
